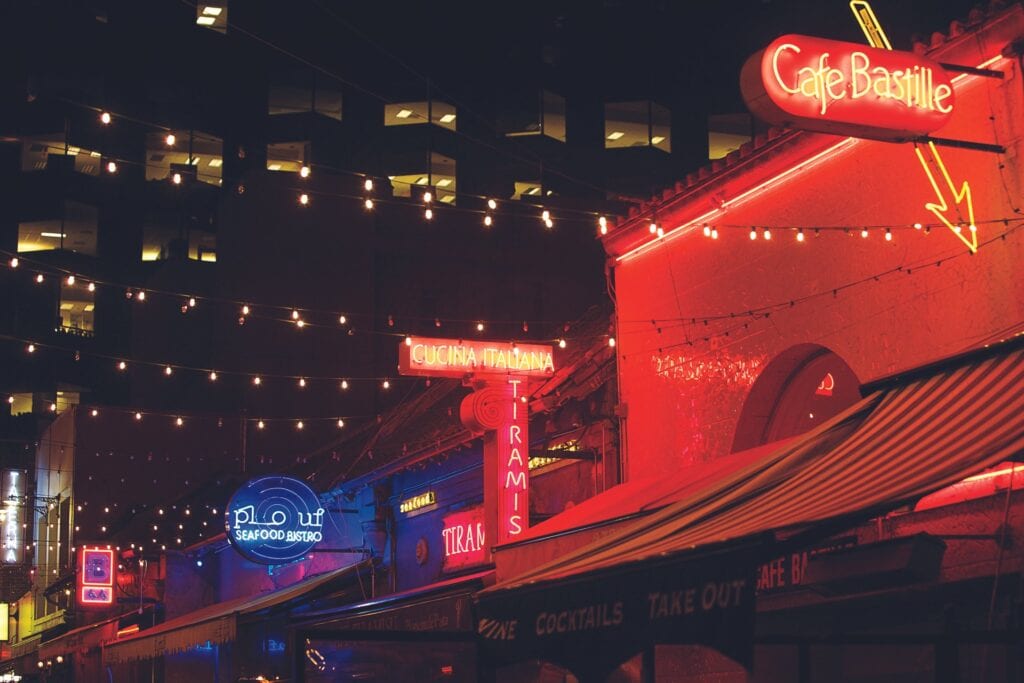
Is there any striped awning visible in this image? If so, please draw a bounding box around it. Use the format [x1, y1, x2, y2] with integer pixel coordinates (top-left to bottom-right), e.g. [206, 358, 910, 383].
[104, 562, 363, 663]
[476, 341, 1024, 672]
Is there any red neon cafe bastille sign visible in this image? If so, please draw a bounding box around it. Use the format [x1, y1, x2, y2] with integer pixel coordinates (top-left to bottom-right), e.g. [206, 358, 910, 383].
[741, 34, 954, 141]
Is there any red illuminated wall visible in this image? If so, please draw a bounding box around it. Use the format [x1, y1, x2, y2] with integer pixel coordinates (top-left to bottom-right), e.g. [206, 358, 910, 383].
[605, 8, 1024, 479]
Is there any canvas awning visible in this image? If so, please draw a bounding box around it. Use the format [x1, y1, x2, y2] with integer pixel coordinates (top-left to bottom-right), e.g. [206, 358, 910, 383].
[476, 341, 1024, 678]
[39, 617, 120, 661]
[104, 562, 364, 663]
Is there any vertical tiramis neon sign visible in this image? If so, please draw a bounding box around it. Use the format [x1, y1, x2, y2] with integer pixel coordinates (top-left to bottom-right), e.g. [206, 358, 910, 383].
[498, 379, 529, 542]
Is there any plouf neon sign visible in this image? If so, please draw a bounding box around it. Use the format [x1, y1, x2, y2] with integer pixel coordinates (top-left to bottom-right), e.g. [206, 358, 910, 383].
[741, 34, 953, 141]
[226, 476, 325, 564]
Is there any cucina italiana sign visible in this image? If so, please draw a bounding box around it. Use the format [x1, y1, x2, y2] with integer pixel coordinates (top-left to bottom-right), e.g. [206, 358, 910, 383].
[398, 337, 555, 378]
[741, 34, 954, 141]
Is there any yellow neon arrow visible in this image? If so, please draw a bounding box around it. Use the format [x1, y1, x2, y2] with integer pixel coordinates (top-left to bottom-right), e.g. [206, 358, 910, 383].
[850, 1, 977, 254]
[850, 1, 892, 49]
[914, 141, 978, 252]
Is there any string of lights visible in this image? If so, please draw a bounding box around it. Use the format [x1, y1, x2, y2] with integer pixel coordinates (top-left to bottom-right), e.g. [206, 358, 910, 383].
[622, 217, 1024, 359]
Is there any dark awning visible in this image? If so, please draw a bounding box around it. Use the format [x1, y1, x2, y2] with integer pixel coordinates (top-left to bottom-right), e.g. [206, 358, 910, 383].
[476, 342, 1024, 678]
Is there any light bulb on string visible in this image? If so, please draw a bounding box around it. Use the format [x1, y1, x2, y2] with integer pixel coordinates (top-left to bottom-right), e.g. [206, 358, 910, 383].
[296, 319, 305, 328]
[954, 224, 962, 233]
[299, 165, 310, 178]
[703, 225, 711, 237]
[649, 221, 658, 234]
[35, 273, 44, 284]
[188, 297, 196, 308]
[423, 191, 433, 204]
[165, 133, 176, 146]
[861, 228, 869, 238]
[885, 228, 893, 241]
[797, 229, 805, 242]
[172, 172, 182, 185]
[298, 378, 306, 388]
[749, 228, 757, 240]
[299, 193, 310, 206]
[296, 421, 304, 430]
[487, 199, 497, 210]
[340, 379, 349, 390]
[134, 412, 142, 421]
[382, 379, 390, 389]
[27, 344, 35, 354]
[656, 226, 664, 237]
[711, 227, 719, 240]
[484, 214, 492, 227]
[88, 282, 96, 292]
[542, 210, 551, 222]
[242, 305, 250, 316]
[106, 161, 117, 174]
[253, 376, 261, 386]
[405, 336, 412, 346]
[913, 222, 923, 230]
[9, 257, 18, 268]
[544, 217, 554, 229]
[599, 216, 608, 235]
[209, 371, 218, 381]
[364, 198, 374, 210]
[337, 419, 345, 428]
[65, 275, 75, 286]
[364, 178, 374, 192]
[136, 291, 146, 301]
[558, 338, 567, 349]
[608, 337, 617, 348]
[175, 417, 183, 427]
[91, 409, 98, 417]
[763, 228, 772, 240]
[164, 366, 173, 376]
[257, 420, 265, 430]
[476, 322, 485, 332]
[118, 361, 127, 371]
[100, 111, 112, 125]
[291, 309, 300, 320]
[969, 223, 977, 233]
[424, 207, 434, 221]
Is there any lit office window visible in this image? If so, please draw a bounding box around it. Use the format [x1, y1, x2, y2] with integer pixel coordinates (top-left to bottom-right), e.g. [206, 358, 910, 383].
[190, 230, 217, 262]
[21, 137, 103, 175]
[55, 392, 79, 414]
[708, 113, 753, 160]
[384, 101, 456, 131]
[142, 221, 216, 263]
[605, 101, 671, 152]
[59, 282, 95, 336]
[196, 3, 227, 33]
[512, 181, 543, 200]
[389, 152, 457, 204]
[8, 394, 32, 416]
[146, 131, 223, 186]
[18, 201, 97, 255]
[501, 90, 566, 142]
[266, 141, 308, 173]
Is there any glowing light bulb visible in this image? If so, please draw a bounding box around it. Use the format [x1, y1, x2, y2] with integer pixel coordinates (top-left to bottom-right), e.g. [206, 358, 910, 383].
[954, 224, 962, 233]
[88, 282, 96, 292]
[797, 229, 805, 242]
[136, 291, 146, 301]
[36, 274, 44, 283]
[763, 229, 772, 240]
[296, 319, 305, 328]
[242, 305, 250, 315]
[424, 208, 433, 220]
[209, 371, 217, 381]
[476, 322, 484, 332]
[861, 228, 869, 238]
[558, 338, 566, 349]
[405, 336, 412, 346]
[66, 275, 75, 285]
[885, 228, 893, 241]
[544, 218, 554, 229]
[298, 378, 306, 388]
[299, 165, 310, 178]
[49, 403, 56, 412]
[164, 366, 173, 376]
[91, 409, 98, 417]
[118, 361, 127, 371]
[382, 379, 390, 389]
[253, 376, 261, 386]
[337, 419, 345, 428]
[423, 191, 432, 204]
[296, 421, 304, 430]
[656, 226, 664, 237]
[487, 199, 497, 210]
[175, 417, 183, 427]
[27, 344, 35, 353]
[9, 257, 17, 268]
[134, 412, 142, 420]
[749, 229, 757, 240]
[339, 315, 347, 325]
[703, 225, 711, 237]
[291, 309, 300, 320]
[299, 193, 309, 205]
[364, 178, 374, 191]
[100, 111, 112, 124]
[969, 223, 977, 233]
[649, 222, 658, 234]
[257, 420, 265, 430]
[913, 222, 923, 230]
[484, 214, 492, 227]
[340, 380, 349, 390]
[711, 228, 719, 239]
[608, 337, 616, 348]
[364, 198, 374, 210]
[106, 161, 117, 173]
[165, 133, 176, 146]
[542, 210, 551, 221]
[188, 297, 196, 307]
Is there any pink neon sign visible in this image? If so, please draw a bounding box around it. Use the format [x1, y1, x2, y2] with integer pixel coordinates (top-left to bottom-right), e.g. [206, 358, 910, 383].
[498, 379, 529, 544]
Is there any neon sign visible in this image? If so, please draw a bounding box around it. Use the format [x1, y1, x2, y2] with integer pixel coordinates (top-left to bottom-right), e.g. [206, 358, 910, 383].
[225, 476, 325, 564]
[1, 470, 25, 565]
[741, 34, 953, 141]
[442, 506, 487, 572]
[398, 337, 555, 378]
[79, 547, 115, 606]
[498, 379, 529, 543]
[399, 491, 436, 514]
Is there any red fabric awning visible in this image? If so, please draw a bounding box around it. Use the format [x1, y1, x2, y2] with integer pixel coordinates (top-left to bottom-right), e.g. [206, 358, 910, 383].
[484, 342, 1024, 593]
